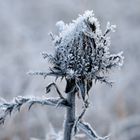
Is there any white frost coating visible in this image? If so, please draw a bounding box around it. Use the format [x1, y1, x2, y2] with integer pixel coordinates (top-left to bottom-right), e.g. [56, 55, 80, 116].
[56, 20, 65, 32]
[116, 51, 124, 66]
[54, 10, 100, 47]
[66, 69, 75, 78]
[46, 10, 124, 85]
[0, 98, 6, 105]
[77, 121, 110, 140]
[106, 22, 116, 32]
[0, 96, 69, 124]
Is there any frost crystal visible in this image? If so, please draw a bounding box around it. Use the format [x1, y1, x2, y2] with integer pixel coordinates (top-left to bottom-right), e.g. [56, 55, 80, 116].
[46, 10, 124, 86]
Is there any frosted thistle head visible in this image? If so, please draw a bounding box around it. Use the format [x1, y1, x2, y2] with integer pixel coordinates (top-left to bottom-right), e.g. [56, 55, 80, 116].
[43, 10, 124, 101]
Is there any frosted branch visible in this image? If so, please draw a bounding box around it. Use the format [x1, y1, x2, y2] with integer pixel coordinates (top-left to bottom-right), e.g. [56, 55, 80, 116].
[0, 96, 70, 125]
[28, 71, 49, 79]
[77, 121, 110, 140]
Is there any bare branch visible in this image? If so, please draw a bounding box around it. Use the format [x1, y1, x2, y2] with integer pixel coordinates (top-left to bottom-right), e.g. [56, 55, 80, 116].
[0, 96, 70, 125]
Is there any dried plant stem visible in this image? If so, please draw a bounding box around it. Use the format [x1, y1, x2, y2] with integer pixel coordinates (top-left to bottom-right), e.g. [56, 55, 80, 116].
[64, 86, 76, 140]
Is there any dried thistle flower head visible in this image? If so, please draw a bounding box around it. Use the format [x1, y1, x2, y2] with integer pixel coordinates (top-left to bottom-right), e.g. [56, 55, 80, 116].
[42, 10, 124, 101]
[0, 11, 124, 140]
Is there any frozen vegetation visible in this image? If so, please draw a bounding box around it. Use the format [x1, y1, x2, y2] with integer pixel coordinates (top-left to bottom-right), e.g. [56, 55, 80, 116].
[0, 10, 124, 140]
[0, 0, 140, 140]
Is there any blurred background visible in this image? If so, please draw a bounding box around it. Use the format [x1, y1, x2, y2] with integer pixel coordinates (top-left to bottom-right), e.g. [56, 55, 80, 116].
[0, 0, 140, 140]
